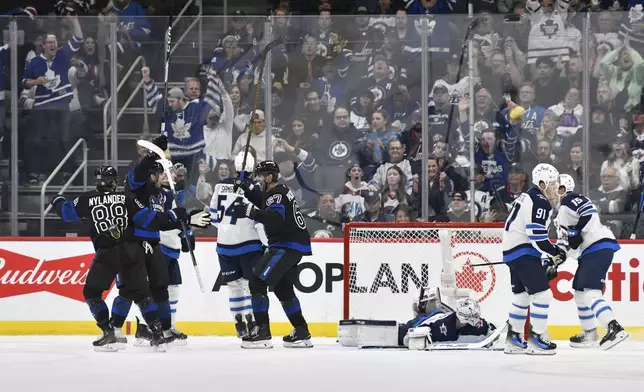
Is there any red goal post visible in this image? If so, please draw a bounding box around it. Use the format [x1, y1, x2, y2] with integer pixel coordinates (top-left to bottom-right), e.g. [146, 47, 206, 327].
[343, 222, 512, 330]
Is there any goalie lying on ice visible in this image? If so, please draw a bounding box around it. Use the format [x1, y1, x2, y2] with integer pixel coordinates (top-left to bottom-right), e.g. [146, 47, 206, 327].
[399, 288, 496, 349]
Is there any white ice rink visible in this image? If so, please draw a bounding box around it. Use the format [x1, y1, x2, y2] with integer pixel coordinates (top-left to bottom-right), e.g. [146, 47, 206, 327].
[1, 336, 644, 392]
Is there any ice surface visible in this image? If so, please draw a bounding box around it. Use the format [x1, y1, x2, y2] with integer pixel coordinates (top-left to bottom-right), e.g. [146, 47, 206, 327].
[1, 337, 644, 392]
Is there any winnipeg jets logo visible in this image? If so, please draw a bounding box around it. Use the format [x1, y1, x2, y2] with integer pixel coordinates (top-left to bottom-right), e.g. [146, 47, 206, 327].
[172, 117, 192, 140]
[439, 323, 447, 336]
[44, 69, 61, 91]
[329, 141, 350, 160]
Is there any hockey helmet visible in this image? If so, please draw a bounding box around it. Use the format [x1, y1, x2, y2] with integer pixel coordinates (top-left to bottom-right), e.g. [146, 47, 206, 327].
[253, 160, 280, 180]
[149, 160, 165, 175]
[95, 165, 118, 192]
[558, 174, 575, 196]
[531, 163, 559, 188]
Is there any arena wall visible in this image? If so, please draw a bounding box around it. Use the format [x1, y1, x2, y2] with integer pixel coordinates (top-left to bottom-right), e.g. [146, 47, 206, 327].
[1, 238, 643, 339]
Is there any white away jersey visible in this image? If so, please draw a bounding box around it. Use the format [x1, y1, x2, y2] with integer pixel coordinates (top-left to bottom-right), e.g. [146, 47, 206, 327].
[555, 193, 620, 258]
[210, 178, 265, 256]
[502, 187, 558, 262]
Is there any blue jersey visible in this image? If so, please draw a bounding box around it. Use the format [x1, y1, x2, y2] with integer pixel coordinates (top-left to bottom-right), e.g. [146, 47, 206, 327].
[475, 149, 510, 191]
[502, 187, 558, 262]
[22, 36, 82, 107]
[145, 73, 223, 158]
[403, 0, 456, 14]
[503, 105, 545, 135]
[108, 2, 151, 42]
[408, 310, 491, 343]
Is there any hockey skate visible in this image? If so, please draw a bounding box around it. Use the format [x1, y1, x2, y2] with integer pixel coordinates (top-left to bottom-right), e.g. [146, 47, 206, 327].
[283, 325, 313, 348]
[526, 327, 556, 355]
[133, 317, 167, 352]
[599, 320, 629, 351]
[93, 327, 125, 352]
[234, 314, 248, 338]
[113, 328, 128, 350]
[503, 326, 527, 355]
[569, 329, 599, 348]
[168, 327, 188, 346]
[241, 324, 273, 349]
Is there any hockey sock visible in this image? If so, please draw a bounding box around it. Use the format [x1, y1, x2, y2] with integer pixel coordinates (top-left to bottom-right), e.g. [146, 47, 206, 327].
[228, 279, 252, 322]
[111, 296, 132, 329]
[156, 301, 172, 330]
[241, 279, 254, 321]
[584, 289, 615, 328]
[86, 298, 110, 330]
[574, 290, 596, 331]
[251, 294, 270, 325]
[529, 290, 553, 335]
[168, 285, 180, 328]
[281, 297, 306, 328]
[508, 292, 529, 334]
[137, 298, 161, 327]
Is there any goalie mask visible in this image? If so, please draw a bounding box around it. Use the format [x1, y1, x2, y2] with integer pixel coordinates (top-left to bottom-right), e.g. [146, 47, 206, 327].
[455, 298, 481, 327]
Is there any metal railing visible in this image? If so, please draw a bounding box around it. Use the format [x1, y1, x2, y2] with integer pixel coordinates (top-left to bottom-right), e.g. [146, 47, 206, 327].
[40, 138, 89, 236]
[103, 55, 147, 165]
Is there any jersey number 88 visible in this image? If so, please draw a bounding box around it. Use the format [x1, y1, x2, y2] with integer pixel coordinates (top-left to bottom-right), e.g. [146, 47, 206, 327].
[91, 204, 128, 234]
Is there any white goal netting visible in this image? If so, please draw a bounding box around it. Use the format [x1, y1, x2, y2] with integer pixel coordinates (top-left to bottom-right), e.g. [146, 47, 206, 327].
[344, 223, 510, 328]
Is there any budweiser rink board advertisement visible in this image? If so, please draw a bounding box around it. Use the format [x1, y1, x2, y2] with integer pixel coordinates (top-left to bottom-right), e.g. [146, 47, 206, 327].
[1, 237, 644, 338]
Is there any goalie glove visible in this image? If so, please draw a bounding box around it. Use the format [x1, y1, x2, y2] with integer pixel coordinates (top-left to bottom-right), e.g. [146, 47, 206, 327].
[188, 209, 211, 228]
[566, 226, 583, 250]
[233, 200, 257, 220]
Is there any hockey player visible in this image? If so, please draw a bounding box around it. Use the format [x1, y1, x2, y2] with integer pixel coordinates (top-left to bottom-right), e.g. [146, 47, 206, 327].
[210, 152, 266, 337]
[398, 288, 497, 349]
[121, 135, 211, 345]
[502, 163, 567, 355]
[232, 161, 313, 349]
[51, 166, 192, 351]
[556, 174, 629, 350]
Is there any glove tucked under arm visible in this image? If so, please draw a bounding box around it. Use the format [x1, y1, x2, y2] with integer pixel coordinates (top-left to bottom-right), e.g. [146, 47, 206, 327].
[566, 226, 583, 250]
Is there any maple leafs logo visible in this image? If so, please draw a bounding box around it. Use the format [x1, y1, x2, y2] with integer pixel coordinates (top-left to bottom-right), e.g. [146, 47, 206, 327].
[455, 258, 488, 293]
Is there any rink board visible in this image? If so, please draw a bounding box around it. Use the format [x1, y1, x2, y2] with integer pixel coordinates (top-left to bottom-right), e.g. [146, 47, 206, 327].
[1, 238, 644, 338]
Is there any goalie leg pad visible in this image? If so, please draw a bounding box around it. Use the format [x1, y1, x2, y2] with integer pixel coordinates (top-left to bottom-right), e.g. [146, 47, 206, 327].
[584, 289, 615, 328]
[508, 292, 529, 335]
[574, 290, 596, 331]
[356, 320, 400, 348]
[529, 290, 553, 335]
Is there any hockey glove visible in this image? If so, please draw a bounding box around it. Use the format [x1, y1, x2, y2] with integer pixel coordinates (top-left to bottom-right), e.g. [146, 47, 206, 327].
[550, 246, 567, 267]
[169, 207, 188, 222]
[50, 194, 66, 208]
[179, 229, 196, 252]
[544, 261, 558, 281]
[232, 178, 253, 195]
[233, 200, 257, 220]
[188, 209, 211, 228]
[566, 226, 583, 250]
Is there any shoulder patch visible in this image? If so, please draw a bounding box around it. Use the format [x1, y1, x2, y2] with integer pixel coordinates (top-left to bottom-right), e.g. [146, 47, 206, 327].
[266, 194, 282, 206]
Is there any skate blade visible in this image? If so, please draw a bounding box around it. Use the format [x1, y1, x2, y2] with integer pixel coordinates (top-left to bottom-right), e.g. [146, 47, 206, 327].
[283, 339, 313, 348]
[600, 331, 629, 351]
[241, 340, 273, 349]
[526, 347, 557, 355]
[93, 343, 124, 353]
[569, 341, 599, 349]
[172, 339, 188, 347]
[503, 347, 527, 355]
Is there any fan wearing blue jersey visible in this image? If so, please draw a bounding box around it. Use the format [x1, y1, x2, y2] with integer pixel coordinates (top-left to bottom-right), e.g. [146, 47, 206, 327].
[22, 14, 83, 181]
[211, 152, 266, 338]
[556, 174, 629, 350]
[502, 163, 566, 355]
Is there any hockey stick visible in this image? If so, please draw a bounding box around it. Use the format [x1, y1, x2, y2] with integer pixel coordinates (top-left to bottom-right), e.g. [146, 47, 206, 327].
[470, 261, 506, 267]
[238, 36, 285, 182]
[139, 148, 206, 293]
[160, 15, 173, 135]
[427, 322, 507, 351]
[630, 184, 644, 239]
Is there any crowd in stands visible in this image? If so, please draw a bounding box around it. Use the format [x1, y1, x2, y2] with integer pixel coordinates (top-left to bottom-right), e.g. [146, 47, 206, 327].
[2, 0, 644, 239]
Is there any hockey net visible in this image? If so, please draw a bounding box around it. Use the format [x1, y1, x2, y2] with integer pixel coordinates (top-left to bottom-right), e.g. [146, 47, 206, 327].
[343, 222, 511, 329]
